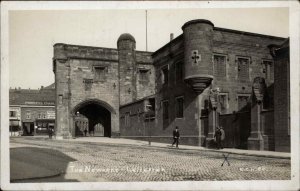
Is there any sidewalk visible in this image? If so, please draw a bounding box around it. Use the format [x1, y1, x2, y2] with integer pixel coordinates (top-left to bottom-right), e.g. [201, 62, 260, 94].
[62, 136, 291, 159]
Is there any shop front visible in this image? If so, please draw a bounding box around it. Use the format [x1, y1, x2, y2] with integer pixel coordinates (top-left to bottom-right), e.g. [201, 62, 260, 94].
[35, 119, 55, 135]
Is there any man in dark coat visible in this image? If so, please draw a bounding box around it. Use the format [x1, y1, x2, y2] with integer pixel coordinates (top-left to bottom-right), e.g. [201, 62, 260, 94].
[48, 128, 53, 139]
[172, 126, 180, 148]
[214, 127, 222, 149]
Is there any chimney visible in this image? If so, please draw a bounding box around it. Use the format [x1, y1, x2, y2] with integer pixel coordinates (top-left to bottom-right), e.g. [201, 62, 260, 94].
[41, 86, 44, 89]
[170, 33, 174, 41]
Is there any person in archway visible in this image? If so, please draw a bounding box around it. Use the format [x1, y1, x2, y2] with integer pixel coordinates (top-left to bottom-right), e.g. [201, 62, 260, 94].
[84, 128, 87, 137]
[172, 126, 180, 148]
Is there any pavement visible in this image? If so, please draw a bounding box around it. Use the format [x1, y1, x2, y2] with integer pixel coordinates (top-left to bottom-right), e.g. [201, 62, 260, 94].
[50, 136, 290, 159]
[14, 136, 291, 159]
[10, 136, 290, 182]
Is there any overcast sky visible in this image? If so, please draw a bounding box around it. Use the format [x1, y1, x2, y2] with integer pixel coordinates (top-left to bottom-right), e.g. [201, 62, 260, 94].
[9, 8, 289, 89]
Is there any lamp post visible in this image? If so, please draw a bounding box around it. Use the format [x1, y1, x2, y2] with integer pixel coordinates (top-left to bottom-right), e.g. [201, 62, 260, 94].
[252, 80, 264, 150]
[209, 88, 220, 134]
[146, 104, 152, 146]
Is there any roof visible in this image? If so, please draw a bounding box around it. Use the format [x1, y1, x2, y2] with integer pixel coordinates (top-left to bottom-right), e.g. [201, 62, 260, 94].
[117, 33, 136, 43]
[44, 83, 55, 89]
[182, 19, 214, 30]
[10, 86, 55, 106]
[153, 20, 286, 57]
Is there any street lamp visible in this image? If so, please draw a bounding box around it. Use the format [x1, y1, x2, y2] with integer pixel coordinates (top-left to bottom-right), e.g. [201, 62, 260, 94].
[209, 88, 220, 134]
[146, 104, 152, 146]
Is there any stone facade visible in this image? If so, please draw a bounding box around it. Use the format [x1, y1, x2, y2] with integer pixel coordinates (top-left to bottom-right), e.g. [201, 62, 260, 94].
[53, 34, 154, 139]
[119, 19, 288, 151]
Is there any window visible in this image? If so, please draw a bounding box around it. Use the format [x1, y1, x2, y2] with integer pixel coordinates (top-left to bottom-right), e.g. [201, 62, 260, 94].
[213, 55, 226, 77]
[162, 100, 169, 120]
[26, 111, 31, 119]
[38, 113, 41, 119]
[175, 62, 183, 83]
[175, 96, 184, 118]
[125, 112, 130, 127]
[9, 111, 16, 117]
[218, 93, 228, 114]
[262, 60, 274, 82]
[94, 66, 106, 81]
[42, 113, 46, 119]
[238, 95, 250, 111]
[138, 69, 149, 82]
[237, 57, 250, 80]
[161, 65, 169, 85]
[58, 95, 63, 104]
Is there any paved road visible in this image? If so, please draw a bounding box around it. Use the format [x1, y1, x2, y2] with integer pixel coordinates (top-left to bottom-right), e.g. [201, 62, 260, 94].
[10, 137, 291, 182]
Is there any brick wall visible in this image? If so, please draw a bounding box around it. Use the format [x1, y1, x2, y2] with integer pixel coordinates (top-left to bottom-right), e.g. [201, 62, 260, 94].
[272, 42, 290, 152]
[212, 29, 285, 114]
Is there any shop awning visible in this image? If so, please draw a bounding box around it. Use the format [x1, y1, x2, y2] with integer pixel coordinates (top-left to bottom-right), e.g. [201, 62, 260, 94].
[9, 121, 20, 126]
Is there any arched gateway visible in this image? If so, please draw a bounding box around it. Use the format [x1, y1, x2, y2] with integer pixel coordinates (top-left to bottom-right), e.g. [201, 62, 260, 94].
[72, 99, 116, 137]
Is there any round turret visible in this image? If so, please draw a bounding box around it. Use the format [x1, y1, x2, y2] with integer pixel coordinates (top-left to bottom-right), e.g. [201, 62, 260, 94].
[117, 33, 137, 105]
[182, 19, 214, 94]
[117, 33, 136, 50]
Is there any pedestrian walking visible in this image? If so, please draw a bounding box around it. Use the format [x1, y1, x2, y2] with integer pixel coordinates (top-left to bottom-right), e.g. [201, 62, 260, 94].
[214, 127, 222, 149]
[220, 126, 225, 149]
[172, 126, 180, 148]
[84, 128, 87, 137]
[48, 128, 53, 139]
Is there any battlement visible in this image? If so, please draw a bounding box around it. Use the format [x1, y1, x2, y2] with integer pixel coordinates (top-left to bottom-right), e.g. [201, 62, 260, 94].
[53, 43, 119, 62]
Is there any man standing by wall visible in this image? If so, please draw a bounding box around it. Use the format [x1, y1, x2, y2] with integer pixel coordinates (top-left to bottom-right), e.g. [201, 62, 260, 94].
[214, 127, 222, 149]
[220, 126, 225, 149]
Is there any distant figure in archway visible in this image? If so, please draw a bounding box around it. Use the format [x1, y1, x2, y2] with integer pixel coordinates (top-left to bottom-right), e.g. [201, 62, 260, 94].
[84, 128, 88, 137]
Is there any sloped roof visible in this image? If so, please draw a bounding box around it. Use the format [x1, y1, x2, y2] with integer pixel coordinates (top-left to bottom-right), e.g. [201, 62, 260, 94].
[9, 85, 55, 106]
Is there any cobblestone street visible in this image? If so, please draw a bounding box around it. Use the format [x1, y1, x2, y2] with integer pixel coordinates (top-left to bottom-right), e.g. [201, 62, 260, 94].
[10, 137, 291, 182]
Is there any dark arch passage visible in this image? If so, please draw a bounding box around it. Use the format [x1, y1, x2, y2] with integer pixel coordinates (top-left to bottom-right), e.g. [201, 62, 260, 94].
[73, 100, 113, 137]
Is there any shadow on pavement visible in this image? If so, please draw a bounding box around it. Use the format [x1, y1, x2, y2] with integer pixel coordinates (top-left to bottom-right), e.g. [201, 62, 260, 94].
[10, 147, 78, 182]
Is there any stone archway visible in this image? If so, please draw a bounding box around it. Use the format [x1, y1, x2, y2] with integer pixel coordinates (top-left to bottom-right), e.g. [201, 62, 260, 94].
[72, 99, 116, 137]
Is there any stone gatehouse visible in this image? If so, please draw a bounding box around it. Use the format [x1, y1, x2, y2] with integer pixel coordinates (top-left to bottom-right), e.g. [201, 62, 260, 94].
[53, 34, 154, 138]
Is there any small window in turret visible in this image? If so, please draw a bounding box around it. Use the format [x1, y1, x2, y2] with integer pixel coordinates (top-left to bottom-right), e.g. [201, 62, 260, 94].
[94, 66, 106, 82]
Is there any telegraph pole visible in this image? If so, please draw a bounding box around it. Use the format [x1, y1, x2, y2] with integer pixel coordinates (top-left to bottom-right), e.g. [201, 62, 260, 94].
[146, 10, 148, 51]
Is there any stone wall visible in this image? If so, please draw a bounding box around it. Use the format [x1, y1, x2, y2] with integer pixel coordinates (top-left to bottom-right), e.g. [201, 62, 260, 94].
[136, 51, 155, 100]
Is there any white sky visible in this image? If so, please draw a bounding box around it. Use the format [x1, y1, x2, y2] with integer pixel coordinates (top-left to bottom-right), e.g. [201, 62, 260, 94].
[9, 8, 289, 89]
